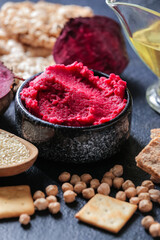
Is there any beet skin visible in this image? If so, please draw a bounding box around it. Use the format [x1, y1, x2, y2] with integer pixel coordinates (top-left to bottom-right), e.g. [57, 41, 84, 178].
[53, 16, 129, 75]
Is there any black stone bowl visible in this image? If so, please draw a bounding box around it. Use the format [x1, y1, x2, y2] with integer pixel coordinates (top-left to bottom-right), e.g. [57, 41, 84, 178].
[15, 70, 132, 164]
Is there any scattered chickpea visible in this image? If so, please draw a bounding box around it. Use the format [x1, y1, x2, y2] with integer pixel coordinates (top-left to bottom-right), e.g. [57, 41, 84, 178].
[46, 195, 57, 204]
[149, 222, 160, 237]
[136, 186, 148, 195]
[58, 172, 71, 182]
[103, 171, 115, 179]
[34, 198, 48, 211]
[141, 180, 154, 190]
[138, 192, 150, 201]
[122, 180, 135, 191]
[113, 177, 124, 189]
[111, 165, 123, 177]
[82, 188, 95, 200]
[63, 190, 77, 203]
[148, 189, 160, 202]
[97, 183, 110, 196]
[70, 175, 80, 185]
[90, 179, 100, 189]
[19, 214, 30, 225]
[33, 190, 45, 200]
[150, 175, 160, 184]
[139, 199, 153, 213]
[125, 187, 137, 198]
[45, 185, 58, 196]
[81, 174, 92, 184]
[48, 202, 60, 214]
[74, 181, 87, 194]
[62, 183, 73, 192]
[116, 191, 126, 201]
[129, 197, 140, 205]
[101, 177, 112, 187]
[141, 215, 155, 230]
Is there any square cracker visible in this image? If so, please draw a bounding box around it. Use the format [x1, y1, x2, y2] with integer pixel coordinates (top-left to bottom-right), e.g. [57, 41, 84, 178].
[75, 194, 137, 233]
[150, 128, 160, 139]
[136, 137, 160, 179]
[0, 185, 35, 219]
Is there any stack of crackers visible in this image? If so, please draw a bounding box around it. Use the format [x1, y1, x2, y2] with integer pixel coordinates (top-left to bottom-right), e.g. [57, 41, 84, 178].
[0, 1, 93, 80]
[136, 128, 160, 182]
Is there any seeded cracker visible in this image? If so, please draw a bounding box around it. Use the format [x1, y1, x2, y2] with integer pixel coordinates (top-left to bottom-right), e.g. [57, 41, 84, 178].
[150, 128, 160, 139]
[0, 1, 93, 49]
[75, 194, 137, 233]
[0, 185, 35, 219]
[136, 137, 160, 179]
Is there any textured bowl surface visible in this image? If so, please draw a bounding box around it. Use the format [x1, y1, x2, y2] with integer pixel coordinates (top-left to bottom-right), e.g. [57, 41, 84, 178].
[15, 70, 132, 163]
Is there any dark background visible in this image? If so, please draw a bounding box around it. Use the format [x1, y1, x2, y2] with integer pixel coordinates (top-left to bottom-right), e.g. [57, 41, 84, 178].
[0, 0, 160, 239]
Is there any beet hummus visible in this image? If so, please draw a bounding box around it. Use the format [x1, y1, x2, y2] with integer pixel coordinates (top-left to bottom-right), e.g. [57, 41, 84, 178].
[20, 62, 127, 127]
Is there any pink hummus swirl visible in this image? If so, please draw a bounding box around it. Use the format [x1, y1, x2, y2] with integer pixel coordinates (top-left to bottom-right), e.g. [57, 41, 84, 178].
[20, 62, 127, 126]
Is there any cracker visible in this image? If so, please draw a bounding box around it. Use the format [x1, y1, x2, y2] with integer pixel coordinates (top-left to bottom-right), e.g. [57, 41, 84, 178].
[0, 185, 35, 219]
[136, 137, 160, 179]
[75, 194, 137, 233]
[150, 128, 160, 139]
[0, 1, 93, 49]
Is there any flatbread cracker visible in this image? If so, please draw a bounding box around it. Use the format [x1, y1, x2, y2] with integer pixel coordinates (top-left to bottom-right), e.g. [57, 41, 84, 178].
[136, 137, 160, 179]
[0, 185, 35, 219]
[75, 194, 137, 233]
[150, 128, 160, 139]
[0, 1, 93, 49]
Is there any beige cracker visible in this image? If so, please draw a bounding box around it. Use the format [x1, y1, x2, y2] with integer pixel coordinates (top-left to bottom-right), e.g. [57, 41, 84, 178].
[0, 1, 93, 49]
[0, 185, 35, 219]
[136, 137, 160, 179]
[150, 128, 160, 139]
[75, 194, 137, 233]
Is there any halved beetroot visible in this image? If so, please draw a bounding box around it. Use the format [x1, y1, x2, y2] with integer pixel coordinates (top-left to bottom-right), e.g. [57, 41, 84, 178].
[0, 61, 14, 114]
[53, 16, 129, 75]
[0, 61, 14, 99]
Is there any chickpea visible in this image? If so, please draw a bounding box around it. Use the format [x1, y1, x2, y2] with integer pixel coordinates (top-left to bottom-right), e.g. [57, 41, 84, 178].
[150, 175, 160, 184]
[141, 216, 155, 230]
[101, 177, 112, 187]
[34, 198, 48, 211]
[58, 172, 71, 182]
[125, 187, 137, 198]
[138, 192, 150, 201]
[111, 165, 123, 177]
[74, 181, 87, 194]
[33, 190, 45, 200]
[97, 183, 110, 196]
[19, 214, 30, 225]
[136, 186, 148, 195]
[45, 185, 58, 196]
[149, 222, 160, 237]
[113, 177, 124, 189]
[122, 180, 135, 191]
[141, 180, 154, 190]
[103, 171, 115, 179]
[81, 174, 92, 184]
[148, 189, 160, 202]
[48, 202, 60, 214]
[129, 197, 140, 205]
[90, 179, 100, 189]
[82, 188, 95, 200]
[139, 199, 153, 213]
[116, 191, 126, 201]
[63, 190, 77, 203]
[70, 175, 80, 185]
[46, 195, 57, 204]
[62, 183, 73, 192]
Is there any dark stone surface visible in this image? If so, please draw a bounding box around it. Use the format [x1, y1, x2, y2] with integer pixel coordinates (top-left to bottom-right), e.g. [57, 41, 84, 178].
[0, 1, 160, 240]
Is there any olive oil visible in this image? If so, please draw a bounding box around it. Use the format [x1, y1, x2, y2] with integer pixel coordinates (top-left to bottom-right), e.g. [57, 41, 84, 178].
[130, 21, 160, 77]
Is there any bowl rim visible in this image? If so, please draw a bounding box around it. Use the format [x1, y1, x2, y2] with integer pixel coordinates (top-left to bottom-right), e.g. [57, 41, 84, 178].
[16, 70, 132, 130]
